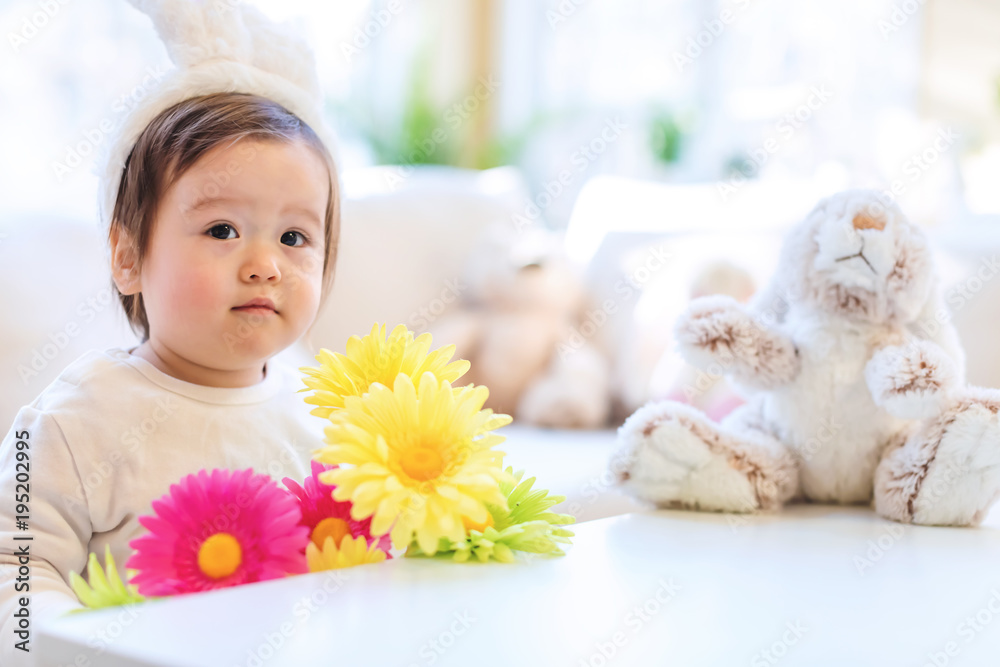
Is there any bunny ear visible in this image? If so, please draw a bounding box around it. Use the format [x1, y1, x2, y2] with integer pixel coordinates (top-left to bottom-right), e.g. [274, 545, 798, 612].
[906, 281, 967, 383]
[238, 5, 321, 100]
[748, 203, 823, 322]
[125, 0, 220, 67]
[128, 0, 321, 101]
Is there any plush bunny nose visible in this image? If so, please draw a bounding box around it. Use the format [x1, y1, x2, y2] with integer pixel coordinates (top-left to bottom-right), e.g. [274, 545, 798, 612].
[852, 212, 886, 231]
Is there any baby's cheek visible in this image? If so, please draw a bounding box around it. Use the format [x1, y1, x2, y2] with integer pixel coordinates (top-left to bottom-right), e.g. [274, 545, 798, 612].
[289, 254, 324, 298]
[295, 250, 324, 280]
[169, 270, 226, 313]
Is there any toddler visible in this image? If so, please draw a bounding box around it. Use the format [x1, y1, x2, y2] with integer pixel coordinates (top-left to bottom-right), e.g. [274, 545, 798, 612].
[0, 2, 340, 663]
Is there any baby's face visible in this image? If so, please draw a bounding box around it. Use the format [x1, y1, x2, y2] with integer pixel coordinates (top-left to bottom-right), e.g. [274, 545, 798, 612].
[140, 138, 328, 378]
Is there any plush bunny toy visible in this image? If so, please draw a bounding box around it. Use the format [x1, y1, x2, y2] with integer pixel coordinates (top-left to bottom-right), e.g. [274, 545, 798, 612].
[613, 190, 1000, 526]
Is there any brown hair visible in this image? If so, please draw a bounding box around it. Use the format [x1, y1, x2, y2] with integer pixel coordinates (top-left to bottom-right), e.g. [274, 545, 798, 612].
[110, 92, 340, 341]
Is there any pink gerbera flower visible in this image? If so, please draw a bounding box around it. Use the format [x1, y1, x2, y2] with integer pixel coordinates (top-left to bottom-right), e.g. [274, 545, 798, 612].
[127, 469, 309, 596]
[283, 460, 392, 557]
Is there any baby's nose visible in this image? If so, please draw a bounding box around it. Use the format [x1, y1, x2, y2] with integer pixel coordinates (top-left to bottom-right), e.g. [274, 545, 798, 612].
[852, 211, 886, 231]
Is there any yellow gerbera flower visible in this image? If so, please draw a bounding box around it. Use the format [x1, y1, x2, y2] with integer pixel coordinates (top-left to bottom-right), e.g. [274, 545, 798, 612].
[306, 535, 388, 572]
[300, 323, 471, 419]
[318, 371, 513, 555]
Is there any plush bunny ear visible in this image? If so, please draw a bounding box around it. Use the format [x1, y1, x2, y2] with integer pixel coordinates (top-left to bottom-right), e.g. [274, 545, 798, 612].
[905, 280, 967, 383]
[125, 0, 218, 66]
[747, 202, 823, 325]
[238, 5, 320, 100]
[124, 0, 320, 100]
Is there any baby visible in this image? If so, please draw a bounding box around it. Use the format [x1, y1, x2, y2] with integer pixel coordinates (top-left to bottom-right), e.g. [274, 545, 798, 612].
[0, 2, 340, 663]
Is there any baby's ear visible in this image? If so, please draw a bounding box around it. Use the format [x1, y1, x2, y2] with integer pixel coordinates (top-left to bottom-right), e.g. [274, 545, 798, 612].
[110, 225, 141, 295]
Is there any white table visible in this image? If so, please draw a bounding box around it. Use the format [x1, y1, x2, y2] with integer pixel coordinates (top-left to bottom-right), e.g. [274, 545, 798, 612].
[39, 506, 1000, 667]
[499, 425, 644, 522]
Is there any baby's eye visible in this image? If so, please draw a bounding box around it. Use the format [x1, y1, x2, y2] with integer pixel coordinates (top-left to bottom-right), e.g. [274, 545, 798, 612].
[281, 231, 307, 247]
[208, 224, 237, 240]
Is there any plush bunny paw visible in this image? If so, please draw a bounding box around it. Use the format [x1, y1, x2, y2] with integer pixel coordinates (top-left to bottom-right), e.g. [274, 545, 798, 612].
[865, 340, 958, 420]
[674, 295, 799, 389]
[674, 295, 755, 366]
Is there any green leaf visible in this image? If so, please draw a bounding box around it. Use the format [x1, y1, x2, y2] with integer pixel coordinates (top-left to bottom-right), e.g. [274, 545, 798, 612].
[69, 546, 145, 610]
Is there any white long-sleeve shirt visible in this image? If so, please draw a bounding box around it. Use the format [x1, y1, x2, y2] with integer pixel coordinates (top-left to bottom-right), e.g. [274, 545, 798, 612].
[0, 347, 325, 665]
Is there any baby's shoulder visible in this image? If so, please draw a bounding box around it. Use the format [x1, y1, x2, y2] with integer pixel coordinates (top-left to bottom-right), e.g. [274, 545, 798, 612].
[29, 347, 146, 414]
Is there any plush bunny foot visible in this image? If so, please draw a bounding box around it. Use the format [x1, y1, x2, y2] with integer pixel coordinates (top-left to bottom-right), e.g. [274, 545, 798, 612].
[611, 401, 799, 513]
[874, 387, 1000, 526]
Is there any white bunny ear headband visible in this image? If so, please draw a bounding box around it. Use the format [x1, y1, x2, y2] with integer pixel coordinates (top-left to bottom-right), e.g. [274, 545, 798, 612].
[97, 0, 336, 234]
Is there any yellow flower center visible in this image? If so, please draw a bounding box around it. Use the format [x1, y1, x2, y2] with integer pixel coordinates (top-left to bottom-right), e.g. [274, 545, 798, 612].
[462, 512, 495, 534]
[401, 447, 445, 481]
[312, 517, 350, 549]
[197, 533, 242, 579]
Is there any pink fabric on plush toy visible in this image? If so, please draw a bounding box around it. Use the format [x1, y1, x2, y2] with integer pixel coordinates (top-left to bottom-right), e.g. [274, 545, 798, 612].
[663, 389, 744, 422]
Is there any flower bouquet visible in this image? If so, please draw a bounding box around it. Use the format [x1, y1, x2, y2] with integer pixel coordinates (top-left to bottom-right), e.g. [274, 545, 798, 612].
[71, 324, 574, 610]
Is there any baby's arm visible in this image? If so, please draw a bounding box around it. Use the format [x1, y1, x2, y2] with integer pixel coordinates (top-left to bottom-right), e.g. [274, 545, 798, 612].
[0, 411, 89, 665]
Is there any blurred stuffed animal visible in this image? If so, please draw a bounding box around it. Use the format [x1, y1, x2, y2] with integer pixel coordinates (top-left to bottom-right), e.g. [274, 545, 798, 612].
[430, 256, 612, 429]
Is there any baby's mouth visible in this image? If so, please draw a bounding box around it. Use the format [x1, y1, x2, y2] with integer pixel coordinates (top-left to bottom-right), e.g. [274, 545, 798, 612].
[233, 298, 278, 313]
[233, 305, 277, 313]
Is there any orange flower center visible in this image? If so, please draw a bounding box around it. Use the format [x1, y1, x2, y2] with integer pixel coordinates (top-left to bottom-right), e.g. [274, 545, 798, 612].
[400, 447, 444, 481]
[462, 512, 495, 534]
[197, 533, 242, 579]
[312, 517, 351, 549]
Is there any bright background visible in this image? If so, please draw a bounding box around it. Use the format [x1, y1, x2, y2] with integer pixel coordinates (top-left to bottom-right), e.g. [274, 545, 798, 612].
[2, 0, 1000, 433]
[2, 0, 1000, 229]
